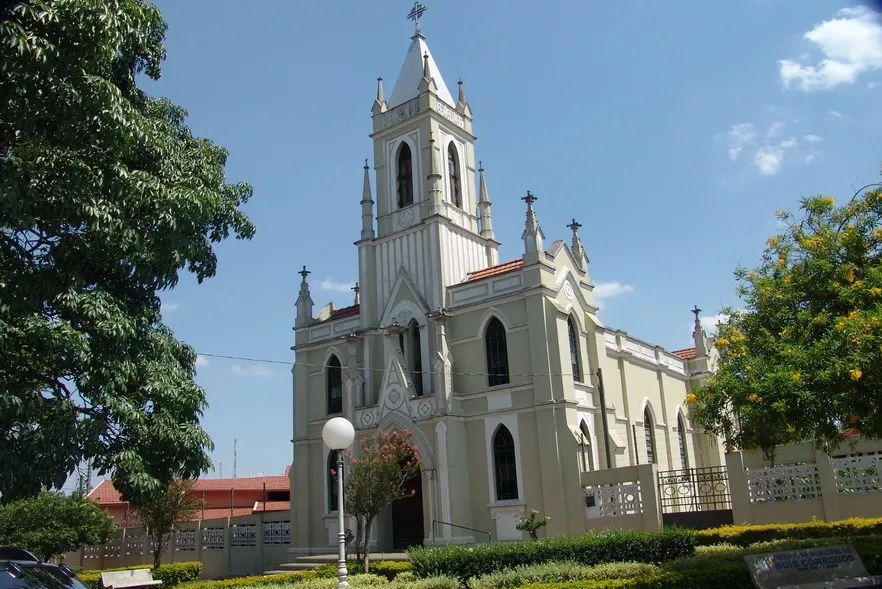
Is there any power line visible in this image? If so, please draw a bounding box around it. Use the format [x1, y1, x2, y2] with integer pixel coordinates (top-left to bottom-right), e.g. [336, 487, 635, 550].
[196, 351, 688, 379]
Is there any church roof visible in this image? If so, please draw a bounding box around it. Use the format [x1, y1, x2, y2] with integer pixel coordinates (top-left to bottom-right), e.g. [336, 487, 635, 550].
[672, 347, 697, 360]
[317, 304, 360, 323]
[388, 34, 455, 108]
[465, 259, 524, 282]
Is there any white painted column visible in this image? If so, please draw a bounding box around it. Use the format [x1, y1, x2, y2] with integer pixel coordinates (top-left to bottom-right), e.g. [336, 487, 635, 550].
[435, 421, 451, 538]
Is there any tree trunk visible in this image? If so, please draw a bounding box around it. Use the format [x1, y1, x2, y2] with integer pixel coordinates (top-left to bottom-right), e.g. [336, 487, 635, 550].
[152, 534, 163, 568]
[362, 516, 374, 573]
[354, 515, 364, 564]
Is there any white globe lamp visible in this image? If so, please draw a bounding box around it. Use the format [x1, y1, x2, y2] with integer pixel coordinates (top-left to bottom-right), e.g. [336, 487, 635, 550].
[322, 416, 356, 451]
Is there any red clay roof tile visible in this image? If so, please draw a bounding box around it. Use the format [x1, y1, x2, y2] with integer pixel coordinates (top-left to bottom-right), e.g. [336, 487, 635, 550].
[465, 259, 524, 282]
[317, 304, 360, 323]
[88, 475, 290, 505]
[252, 501, 291, 513]
[672, 348, 697, 360]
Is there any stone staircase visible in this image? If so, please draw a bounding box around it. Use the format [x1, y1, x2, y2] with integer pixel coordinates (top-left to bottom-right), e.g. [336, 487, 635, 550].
[265, 552, 409, 575]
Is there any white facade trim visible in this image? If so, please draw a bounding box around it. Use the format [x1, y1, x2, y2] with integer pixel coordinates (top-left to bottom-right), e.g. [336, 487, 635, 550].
[476, 306, 514, 336]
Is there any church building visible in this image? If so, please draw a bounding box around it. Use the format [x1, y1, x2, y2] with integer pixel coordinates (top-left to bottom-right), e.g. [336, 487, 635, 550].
[288, 14, 724, 554]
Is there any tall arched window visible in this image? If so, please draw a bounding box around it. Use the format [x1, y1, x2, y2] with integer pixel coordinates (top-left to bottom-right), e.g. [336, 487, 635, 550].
[327, 451, 338, 512]
[327, 355, 343, 415]
[644, 407, 656, 464]
[677, 414, 689, 469]
[485, 317, 510, 387]
[579, 421, 594, 472]
[396, 143, 414, 208]
[447, 143, 462, 208]
[492, 425, 518, 501]
[409, 319, 423, 396]
[567, 317, 581, 382]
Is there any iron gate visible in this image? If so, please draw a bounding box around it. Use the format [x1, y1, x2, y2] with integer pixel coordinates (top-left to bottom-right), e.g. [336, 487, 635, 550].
[657, 465, 734, 529]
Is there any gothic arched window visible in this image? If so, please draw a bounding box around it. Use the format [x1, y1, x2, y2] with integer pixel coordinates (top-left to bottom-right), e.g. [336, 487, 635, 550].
[327, 355, 343, 415]
[327, 451, 338, 512]
[485, 317, 510, 387]
[579, 421, 594, 472]
[447, 143, 462, 208]
[644, 407, 657, 464]
[678, 413, 689, 469]
[492, 425, 518, 501]
[567, 316, 581, 382]
[409, 319, 423, 396]
[397, 143, 414, 208]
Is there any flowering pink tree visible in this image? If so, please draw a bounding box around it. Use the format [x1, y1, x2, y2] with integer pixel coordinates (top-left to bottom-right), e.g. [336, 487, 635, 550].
[343, 429, 421, 572]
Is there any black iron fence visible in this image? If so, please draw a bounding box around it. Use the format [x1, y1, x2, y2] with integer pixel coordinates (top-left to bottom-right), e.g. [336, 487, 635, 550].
[657, 466, 732, 514]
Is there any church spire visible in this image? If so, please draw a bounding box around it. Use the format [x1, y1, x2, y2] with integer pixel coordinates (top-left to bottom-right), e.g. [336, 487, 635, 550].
[388, 5, 454, 107]
[521, 191, 546, 256]
[567, 218, 588, 269]
[372, 77, 387, 115]
[418, 51, 438, 95]
[477, 162, 494, 240]
[361, 159, 375, 240]
[456, 79, 471, 116]
[295, 266, 314, 327]
[691, 305, 708, 357]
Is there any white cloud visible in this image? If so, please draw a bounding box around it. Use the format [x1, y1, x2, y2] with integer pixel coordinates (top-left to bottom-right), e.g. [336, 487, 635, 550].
[700, 313, 729, 334]
[231, 363, 272, 377]
[722, 121, 807, 176]
[160, 302, 179, 313]
[778, 6, 882, 91]
[727, 123, 757, 160]
[195, 355, 210, 368]
[805, 153, 817, 163]
[593, 281, 635, 300]
[829, 109, 844, 118]
[804, 134, 823, 142]
[318, 278, 355, 293]
[869, 81, 881, 88]
[765, 120, 785, 141]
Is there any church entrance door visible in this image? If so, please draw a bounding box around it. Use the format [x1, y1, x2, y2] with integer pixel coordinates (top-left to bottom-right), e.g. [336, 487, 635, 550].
[391, 470, 424, 550]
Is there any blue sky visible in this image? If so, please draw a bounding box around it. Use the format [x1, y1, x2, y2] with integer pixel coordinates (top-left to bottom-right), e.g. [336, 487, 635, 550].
[124, 0, 882, 481]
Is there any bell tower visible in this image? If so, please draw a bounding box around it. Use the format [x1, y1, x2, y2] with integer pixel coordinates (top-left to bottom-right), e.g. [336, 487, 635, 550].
[356, 4, 500, 324]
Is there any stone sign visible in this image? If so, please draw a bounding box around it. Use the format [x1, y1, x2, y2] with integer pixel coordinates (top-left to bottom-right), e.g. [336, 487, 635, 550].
[744, 544, 882, 588]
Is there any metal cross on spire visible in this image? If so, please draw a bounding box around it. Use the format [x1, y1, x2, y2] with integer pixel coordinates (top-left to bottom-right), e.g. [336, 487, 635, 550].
[691, 305, 702, 320]
[567, 218, 582, 233]
[407, 1, 428, 35]
[298, 266, 311, 280]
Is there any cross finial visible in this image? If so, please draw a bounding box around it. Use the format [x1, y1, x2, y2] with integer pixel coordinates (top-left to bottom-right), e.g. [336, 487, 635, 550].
[479, 160, 483, 170]
[407, 1, 428, 35]
[298, 266, 311, 280]
[352, 282, 360, 305]
[522, 190, 537, 207]
[567, 218, 582, 233]
[692, 305, 702, 320]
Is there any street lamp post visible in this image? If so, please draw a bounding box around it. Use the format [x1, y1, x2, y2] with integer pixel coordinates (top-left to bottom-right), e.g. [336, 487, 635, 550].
[322, 416, 356, 588]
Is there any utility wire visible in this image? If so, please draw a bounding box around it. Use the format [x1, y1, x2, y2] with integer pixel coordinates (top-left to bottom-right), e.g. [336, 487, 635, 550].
[196, 351, 687, 379]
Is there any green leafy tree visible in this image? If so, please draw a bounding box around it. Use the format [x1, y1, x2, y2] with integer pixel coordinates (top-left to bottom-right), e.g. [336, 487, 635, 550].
[0, 491, 115, 561]
[130, 479, 202, 567]
[691, 180, 882, 460]
[0, 0, 255, 503]
[516, 509, 551, 541]
[343, 430, 421, 572]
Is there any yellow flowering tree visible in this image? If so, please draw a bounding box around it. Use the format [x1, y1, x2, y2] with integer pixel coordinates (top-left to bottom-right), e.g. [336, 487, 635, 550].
[691, 182, 882, 458]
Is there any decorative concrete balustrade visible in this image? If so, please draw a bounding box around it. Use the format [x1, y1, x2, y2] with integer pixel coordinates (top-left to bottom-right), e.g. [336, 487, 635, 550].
[66, 515, 290, 579]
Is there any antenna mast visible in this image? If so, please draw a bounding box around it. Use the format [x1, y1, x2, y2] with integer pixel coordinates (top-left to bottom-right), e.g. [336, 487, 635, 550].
[233, 438, 238, 479]
[219, 463, 223, 478]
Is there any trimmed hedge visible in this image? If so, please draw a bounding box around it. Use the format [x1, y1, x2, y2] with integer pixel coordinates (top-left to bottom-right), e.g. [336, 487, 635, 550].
[183, 572, 315, 589]
[312, 561, 412, 581]
[77, 562, 203, 589]
[469, 561, 660, 588]
[407, 529, 696, 582]
[515, 535, 882, 589]
[694, 517, 882, 547]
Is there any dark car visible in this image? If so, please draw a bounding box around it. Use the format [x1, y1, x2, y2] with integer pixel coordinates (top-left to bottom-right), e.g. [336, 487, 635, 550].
[0, 548, 88, 589]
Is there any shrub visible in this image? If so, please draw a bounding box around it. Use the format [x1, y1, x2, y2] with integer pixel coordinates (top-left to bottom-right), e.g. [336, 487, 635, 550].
[695, 517, 882, 546]
[407, 528, 695, 581]
[185, 572, 314, 589]
[264, 576, 458, 589]
[469, 561, 660, 588]
[311, 560, 411, 580]
[77, 561, 203, 589]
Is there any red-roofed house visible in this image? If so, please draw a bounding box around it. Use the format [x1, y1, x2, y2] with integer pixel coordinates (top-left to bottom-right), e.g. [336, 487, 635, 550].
[88, 474, 290, 527]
